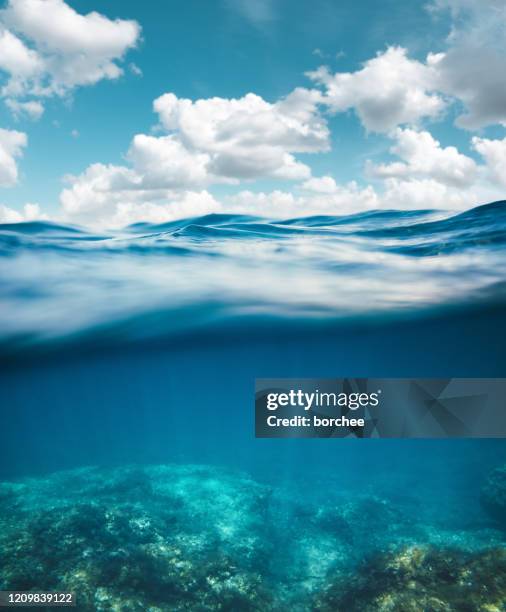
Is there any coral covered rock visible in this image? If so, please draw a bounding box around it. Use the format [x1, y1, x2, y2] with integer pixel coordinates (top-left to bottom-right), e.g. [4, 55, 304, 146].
[313, 545, 506, 611]
[0, 465, 278, 611]
[1, 465, 505, 610]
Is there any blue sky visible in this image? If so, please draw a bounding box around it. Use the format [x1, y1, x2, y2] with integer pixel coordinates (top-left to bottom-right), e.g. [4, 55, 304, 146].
[0, 0, 505, 227]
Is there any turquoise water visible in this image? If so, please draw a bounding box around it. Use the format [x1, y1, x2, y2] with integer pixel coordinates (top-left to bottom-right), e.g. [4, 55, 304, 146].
[1, 202, 506, 609]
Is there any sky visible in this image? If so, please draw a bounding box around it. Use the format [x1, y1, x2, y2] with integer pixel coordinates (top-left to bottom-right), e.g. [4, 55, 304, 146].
[0, 0, 505, 227]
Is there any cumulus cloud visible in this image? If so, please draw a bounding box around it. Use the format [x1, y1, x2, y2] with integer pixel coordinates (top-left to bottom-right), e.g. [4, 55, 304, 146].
[94, 191, 220, 229]
[364, 129, 506, 210]
[56, 87, 331, 226]
[127, 135, 213, 189]
[226, 182, 379, 218]
[427, 0, 506, 130]
[0, 127, 27, 186]
[361, 128, 506, 211]
[308, 0, 506, 132]
[434, 53, 506, 130]
[0, 201, 45, 222]
[0, 0, 140, 115]
[301, 176, 340, 194]
[0, 25, 42, 78]
[472, 136, 506, 189]
[292, 129, 505, 216]
[380, 177, 480, 210]
[57, 122, 506, 228]
[55, 86, 331, 227]
[307, 47, 446, 133]
[226, 169, 500, 219]
[54, 89, 329, 227]
[153, 88, 327, 181]
[59, 163, 221, 228]
[367, 128, 477, 187]
[425, 0, 506, 129]
[6, 0, 498, 230]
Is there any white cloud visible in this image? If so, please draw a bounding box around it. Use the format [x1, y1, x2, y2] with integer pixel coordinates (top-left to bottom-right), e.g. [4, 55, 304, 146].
[126, 134, 211, 189]
[59, 162, 221, 228]
[308, 47, 446, 133]
[226, 182, 379, 218]
[307, 0, 506, 132]
[0, 201, 45, 222]
[472, 136, 506, 189]
[55, 86, 331, 227]
[0, 25, 42, 78]
[427, 0, 506, 129]
[300, 181, 380, 214]
[0, 0, 140, 114]
[0, 127, 27, 186]
[226, 190, 297, 217]
[293, 128, 505, 216]
[2, 0, 139, 57]
[365, 127, 506, 210]
[60, 163, 139, 218]
[361, 128, 505, 211]
[226, 169, 499, 219]
[99, 191, 221, 228]
[5, 98, 44, 120]
[430, 48, 506, 130]
[380, 177, 478, 210]
[56, 111, 506, 228]
[301, 175, 339, 194]
[367, 128, 477, 187]
[153, 89, 327, 181]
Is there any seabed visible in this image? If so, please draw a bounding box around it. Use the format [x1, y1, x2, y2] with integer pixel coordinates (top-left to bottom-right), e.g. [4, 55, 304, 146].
[1, 463, 505, 611]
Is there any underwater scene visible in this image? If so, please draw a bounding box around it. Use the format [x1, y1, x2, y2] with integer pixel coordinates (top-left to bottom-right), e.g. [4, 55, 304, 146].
[1, 201, 506, 610]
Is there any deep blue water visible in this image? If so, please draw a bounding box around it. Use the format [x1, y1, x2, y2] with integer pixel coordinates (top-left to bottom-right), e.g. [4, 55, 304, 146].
[1, 202, 506, 608]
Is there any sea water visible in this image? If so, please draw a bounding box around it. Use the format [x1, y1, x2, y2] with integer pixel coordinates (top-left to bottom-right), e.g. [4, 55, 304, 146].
[1, 202, 506, 609]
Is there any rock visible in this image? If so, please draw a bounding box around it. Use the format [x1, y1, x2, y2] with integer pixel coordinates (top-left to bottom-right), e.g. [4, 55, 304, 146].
[313, 545, 506, 611]
[1, 464, 505, 610]
[0, 465, 279, 611]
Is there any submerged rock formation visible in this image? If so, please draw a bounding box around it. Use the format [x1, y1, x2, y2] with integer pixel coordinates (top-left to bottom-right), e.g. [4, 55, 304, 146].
[1, 464, 505, 610]
[0, 465, 278, 611]
[314, 545, 506, 611]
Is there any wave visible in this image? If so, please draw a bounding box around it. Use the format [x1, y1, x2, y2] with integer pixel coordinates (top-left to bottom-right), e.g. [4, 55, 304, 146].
[0, 201, 505, 353]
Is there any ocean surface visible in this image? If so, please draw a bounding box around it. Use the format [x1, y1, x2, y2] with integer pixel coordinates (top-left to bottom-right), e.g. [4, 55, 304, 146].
[0, 199, 505, 354]
[1, 201, 506, 609]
